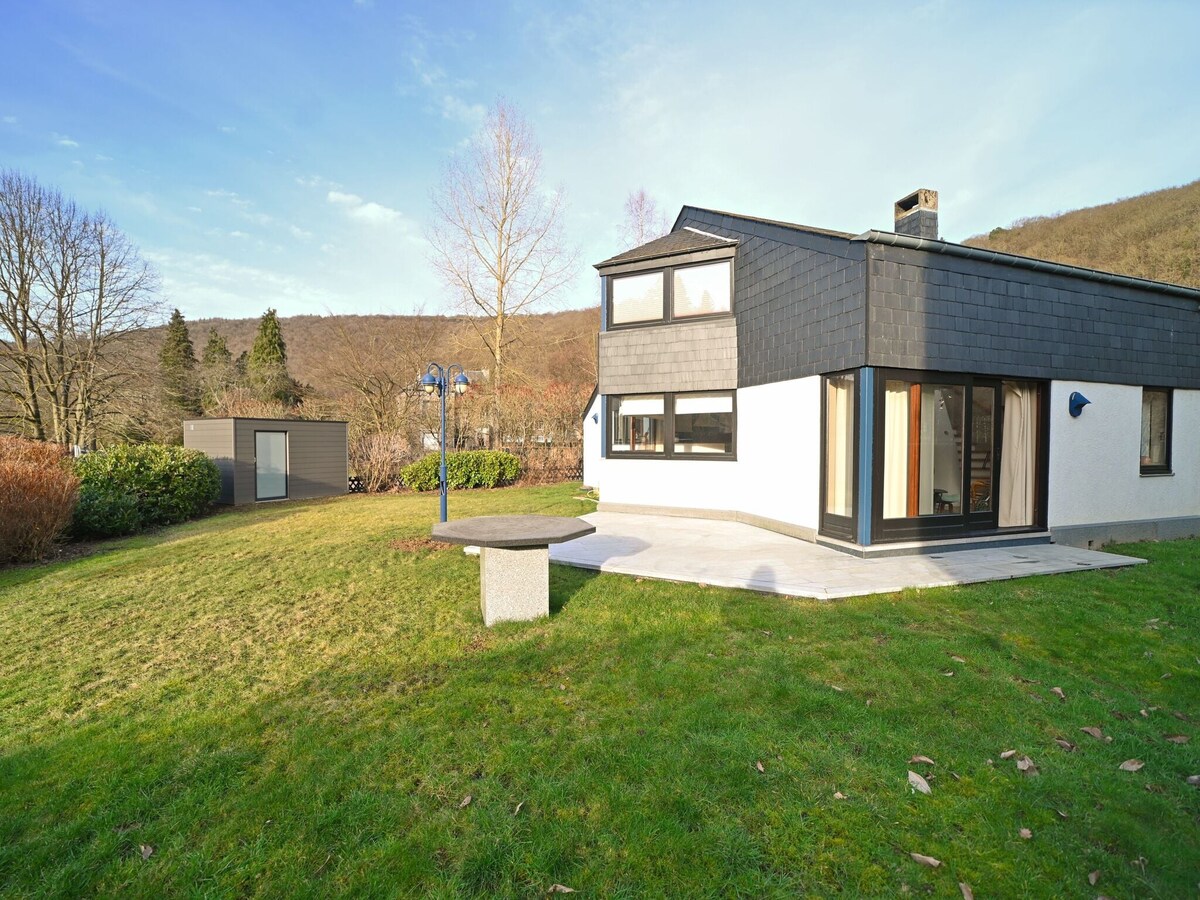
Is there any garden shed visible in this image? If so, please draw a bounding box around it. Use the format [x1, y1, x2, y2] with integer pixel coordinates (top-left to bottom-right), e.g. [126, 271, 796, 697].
[183, 417, 348, 506]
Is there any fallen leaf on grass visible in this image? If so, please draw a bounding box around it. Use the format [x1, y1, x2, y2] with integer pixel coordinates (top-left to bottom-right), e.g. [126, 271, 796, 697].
[1000, 749, 1017, 760]
[910, 852, 941, 868]
[1081, 726, 1104, 740]
[755, 760, 765, 773]
[959, 882, 974, 900]
[548, 885, 575, 894]
[139, 844, 154, 860]
[1016, 756, 1039, 776]
[908, 755, 936, 766]
[950, 654, 967, 663]
[834, 791, 847, 800]
[829, 684, 845, 692]
[1145, 783, 1165, 794]
[1186, 775, 1200, 786]
[1118, 759, 1144, 772]
[1140, 709, 1150, 718]
[1164, 734, 1189, 744]
[459, 795, 473, 808]
[1050, 686, 1066, 701]
[1161, 672, 1173, 680]
[514, 801, 524, 815]
[908, 770, 932, 795]
[1019, 828, 1032, 839]
[1054, 738, 1077, 751]
[1055, 809, 1070, 820]
[1088, 869, 1100, 886]
[942, 670, 955, 677]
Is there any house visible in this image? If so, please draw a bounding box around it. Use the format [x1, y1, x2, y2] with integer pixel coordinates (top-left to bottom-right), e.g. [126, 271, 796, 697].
[184, 417, 348, 505]
[582, 190, 1200, 551]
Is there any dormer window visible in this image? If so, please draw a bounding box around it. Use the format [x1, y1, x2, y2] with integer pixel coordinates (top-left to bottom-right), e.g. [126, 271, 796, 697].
[607, 258, 733, 328]
[673, 261, 731, 318]
[611, 271, 665, 325]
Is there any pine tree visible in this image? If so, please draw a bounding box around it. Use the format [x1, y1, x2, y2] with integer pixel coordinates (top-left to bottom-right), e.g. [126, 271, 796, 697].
[246, 308, 300, 405]
[159, 308, 201, 417]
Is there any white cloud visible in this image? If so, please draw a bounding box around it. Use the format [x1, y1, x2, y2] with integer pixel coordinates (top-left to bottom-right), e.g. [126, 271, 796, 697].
[52, 133, 79, 148]
[205, 188, 251, 208]
[218, 124, 236, 134]
[94, 153, 113, 162]
[327, 190, 402, 225]
[441, 95, 485, 127]
[229, 230, 249, 239]
[289, 224, 313, 240]
[186, 206, 202, 213]
[2, 116, 16, 125]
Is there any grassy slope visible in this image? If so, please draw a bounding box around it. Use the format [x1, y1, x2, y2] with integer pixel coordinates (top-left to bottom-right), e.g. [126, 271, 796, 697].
[963, 179, 1200, 289]
[1, 485, 1197, 898]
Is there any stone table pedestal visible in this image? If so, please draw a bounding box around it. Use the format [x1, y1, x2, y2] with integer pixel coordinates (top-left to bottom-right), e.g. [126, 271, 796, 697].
[432, 515, 597, 626]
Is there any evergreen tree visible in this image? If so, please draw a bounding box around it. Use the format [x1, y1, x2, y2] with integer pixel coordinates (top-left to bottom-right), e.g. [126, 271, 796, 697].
[201, 327, 232, 368]
[158, 308, 201, 417]
[246, 308, 300, 405]
[199, 327, 236, 411]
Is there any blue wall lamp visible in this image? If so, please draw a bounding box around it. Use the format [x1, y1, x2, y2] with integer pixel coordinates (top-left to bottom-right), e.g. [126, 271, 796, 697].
[1069, 391, 1091, 418]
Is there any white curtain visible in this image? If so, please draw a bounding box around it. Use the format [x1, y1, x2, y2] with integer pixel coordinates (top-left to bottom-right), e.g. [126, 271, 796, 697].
[825, 377, 853, 517]
[883, 383, 909, 518]
[999, 383, 1037, 527]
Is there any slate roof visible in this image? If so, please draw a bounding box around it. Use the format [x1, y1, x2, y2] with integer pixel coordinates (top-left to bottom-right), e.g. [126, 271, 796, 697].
[594, 227, 736, 269]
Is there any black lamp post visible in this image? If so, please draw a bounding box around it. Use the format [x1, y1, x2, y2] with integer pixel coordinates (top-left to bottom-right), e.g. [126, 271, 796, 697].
[421, 363, 470, 522]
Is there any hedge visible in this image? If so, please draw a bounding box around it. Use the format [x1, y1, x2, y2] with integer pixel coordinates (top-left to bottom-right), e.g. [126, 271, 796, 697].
[399, 450, 521, 492]
[73, 444, 220, 538]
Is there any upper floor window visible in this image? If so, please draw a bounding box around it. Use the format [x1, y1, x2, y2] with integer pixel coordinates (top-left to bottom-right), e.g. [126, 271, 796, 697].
[607, 259, 732, 328]
[1140, 387, 1172, 474]
[673, 261, 732, 318]
[611, 272, 664, 325]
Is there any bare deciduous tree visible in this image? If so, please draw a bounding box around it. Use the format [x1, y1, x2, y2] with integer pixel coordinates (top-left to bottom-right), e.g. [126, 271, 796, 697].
[621, 188, 670, 250]
[0, 171, 162, 446]
[428, 101, 576, 443]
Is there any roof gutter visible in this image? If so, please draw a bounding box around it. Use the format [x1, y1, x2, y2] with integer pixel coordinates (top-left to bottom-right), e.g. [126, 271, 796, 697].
[854, 230, 1200, 302]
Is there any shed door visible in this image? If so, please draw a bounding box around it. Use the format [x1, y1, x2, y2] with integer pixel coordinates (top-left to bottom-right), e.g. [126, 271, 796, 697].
[255, 431, 288, 501]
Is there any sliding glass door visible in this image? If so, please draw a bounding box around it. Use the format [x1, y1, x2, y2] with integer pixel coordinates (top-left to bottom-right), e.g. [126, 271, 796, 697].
[820, 372, 857, 540]
[872, 371, 1043, 541]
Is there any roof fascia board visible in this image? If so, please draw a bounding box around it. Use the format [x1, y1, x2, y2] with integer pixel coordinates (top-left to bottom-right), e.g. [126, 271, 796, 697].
[595, 244, 737, 276]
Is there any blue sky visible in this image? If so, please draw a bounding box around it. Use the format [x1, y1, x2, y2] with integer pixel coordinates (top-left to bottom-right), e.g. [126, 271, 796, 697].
[2, 1, 1197, 319]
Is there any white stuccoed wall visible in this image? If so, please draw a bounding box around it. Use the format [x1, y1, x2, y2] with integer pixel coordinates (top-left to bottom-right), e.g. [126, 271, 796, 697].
[585, 376, 821, 532]
[582, 393, 602, 489]
[1048, 381, 1200, 527]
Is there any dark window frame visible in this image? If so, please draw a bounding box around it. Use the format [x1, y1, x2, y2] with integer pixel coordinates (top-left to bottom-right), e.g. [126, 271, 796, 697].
[606, 390, 737, 460]
[606, 258, 735, 330]
[819, 369, 860, 542]
[1140, 387, 1173, 476]
[869, 369, 1049, 543]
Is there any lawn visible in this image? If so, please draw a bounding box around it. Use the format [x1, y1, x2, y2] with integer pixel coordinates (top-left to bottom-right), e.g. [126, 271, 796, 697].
[1, 484, 1197, 898]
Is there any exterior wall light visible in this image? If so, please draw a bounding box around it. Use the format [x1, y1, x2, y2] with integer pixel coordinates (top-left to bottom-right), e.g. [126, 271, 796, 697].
[1069, 391, 1090, 418]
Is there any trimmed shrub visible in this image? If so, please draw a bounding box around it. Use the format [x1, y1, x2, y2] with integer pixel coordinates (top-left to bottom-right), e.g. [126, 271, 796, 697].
[0, 436, 79, 565]
[73, 444, 220, 538]
[400, 450, 521, 492]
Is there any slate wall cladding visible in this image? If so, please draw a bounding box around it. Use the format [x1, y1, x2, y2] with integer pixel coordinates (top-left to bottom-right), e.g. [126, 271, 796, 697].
[598, 318, 737, 394]
[866, 243, 1200, 388]
[676, 210, 869, 388]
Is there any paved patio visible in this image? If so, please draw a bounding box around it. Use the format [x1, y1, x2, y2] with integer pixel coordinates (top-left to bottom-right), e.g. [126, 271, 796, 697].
[548, 512, 1145, 600]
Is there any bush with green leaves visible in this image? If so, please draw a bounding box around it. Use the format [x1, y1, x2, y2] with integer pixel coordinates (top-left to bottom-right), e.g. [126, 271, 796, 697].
[73, 444, 221, 538]
[400, 450, 520, 492]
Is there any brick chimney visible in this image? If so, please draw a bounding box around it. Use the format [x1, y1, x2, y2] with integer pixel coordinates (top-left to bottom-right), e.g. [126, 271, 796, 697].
[894, 189, 938, 239]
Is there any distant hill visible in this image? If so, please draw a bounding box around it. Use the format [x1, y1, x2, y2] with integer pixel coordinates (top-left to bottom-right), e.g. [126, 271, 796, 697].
[963, 179, 1200, 289]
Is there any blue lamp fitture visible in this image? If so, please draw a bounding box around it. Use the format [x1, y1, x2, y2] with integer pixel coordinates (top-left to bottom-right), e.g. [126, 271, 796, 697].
[422, 363, 470, 522]
[1068, 391, 1090, 418]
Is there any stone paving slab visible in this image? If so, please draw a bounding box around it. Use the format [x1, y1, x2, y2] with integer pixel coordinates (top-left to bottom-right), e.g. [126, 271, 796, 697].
[548, 512, 1145, 600]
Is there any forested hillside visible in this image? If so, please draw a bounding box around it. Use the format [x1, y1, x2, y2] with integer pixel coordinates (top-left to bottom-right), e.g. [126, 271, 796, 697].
[963, 179, 1200, 288]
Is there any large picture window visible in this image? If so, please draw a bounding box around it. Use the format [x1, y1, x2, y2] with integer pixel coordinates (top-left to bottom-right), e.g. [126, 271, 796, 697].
[1140, 387, 1172, 474]
[607, 391, 736, 459]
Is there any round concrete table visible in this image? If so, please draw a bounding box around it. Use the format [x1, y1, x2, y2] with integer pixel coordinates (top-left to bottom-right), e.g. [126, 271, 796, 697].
[432, 515, 596, 626]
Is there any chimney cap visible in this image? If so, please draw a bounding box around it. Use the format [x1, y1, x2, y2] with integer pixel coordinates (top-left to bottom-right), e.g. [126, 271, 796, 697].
[895, 188, 938, 218]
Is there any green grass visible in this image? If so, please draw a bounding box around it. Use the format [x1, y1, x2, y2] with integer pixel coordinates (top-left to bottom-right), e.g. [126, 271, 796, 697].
[1, 484, 1197, 898]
